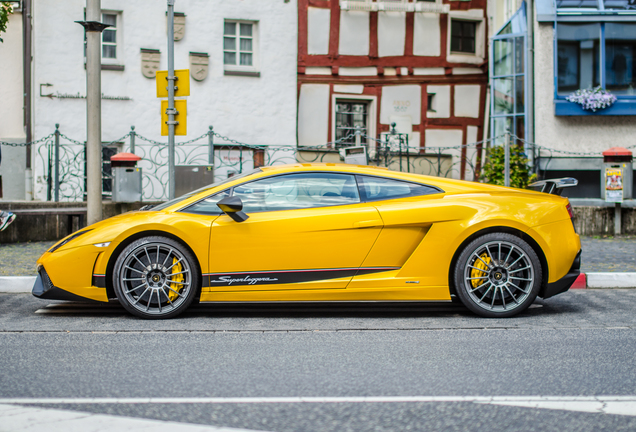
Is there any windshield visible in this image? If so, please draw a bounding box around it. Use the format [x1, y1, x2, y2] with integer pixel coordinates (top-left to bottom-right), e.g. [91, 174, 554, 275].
[150, 169, 262, 211]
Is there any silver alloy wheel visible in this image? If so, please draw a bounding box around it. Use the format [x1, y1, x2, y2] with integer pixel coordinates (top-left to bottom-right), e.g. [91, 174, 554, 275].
[119, 242, 192, 316]
[462, 240, 535, 312]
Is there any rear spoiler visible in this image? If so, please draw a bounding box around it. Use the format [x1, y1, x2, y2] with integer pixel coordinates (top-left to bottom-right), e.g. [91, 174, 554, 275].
[528, 177, 578, 195]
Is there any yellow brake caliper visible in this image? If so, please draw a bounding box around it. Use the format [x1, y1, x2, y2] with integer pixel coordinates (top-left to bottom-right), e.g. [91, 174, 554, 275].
[471, 253, 490, 288]
[168, 258, 184, 301]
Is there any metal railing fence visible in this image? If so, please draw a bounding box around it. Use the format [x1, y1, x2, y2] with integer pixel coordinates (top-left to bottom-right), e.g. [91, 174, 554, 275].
[3, 124, 627, 202]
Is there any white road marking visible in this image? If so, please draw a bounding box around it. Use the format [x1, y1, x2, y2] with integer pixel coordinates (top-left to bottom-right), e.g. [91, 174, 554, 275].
[0, 403, 268, 432]
[1, 396, 636, 416]
[484, 399, 636, 416]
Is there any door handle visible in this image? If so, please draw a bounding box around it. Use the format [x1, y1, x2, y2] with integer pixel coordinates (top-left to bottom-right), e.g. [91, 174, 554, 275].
[353, 220, 383, 228]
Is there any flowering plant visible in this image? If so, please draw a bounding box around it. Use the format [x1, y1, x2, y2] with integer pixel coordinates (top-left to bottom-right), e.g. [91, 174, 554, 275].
[566, 87, 617, 112]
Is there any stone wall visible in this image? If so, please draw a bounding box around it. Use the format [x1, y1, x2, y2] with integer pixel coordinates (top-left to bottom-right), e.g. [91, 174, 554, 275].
[1, 202, 633, 244]
[572, 206, 636, 236]
[0, 201, 160, 244]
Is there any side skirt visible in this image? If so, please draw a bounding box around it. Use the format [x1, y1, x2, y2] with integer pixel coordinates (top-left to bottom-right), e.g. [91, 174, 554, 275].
[200, 286, 452, 302]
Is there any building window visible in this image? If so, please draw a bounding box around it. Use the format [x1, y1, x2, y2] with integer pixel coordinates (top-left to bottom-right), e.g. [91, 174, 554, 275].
[605, 23, 636, 95]
[450, 20, 477, 54]
[224, 21, 257, 70]
[556, 22, 635, 96]
[102, 13, 117, 59]
[556, 23, 600, 95]
[427, 93, 436, 112]
[491, 33, 526, 145]
[83, 11, 121, 63]
[335, 101, 369, 146]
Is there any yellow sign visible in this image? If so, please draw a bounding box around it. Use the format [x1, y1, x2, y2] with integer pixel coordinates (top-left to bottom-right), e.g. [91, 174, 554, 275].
[161, 100, 187, 136]
[156, 69, 190, 98]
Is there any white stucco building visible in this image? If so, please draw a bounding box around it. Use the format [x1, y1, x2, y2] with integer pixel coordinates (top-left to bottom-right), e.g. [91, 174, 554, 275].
[21, 0, 297, 201]
[0, 3, 27, 201]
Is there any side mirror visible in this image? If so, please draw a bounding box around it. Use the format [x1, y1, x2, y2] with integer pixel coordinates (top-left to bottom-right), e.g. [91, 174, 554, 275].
[216, 196, 249, 222]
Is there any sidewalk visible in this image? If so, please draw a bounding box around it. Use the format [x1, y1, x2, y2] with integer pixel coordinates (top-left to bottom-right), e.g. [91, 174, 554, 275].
[0, 236, 634, 288]
[580, 236, 636, 273]
[0, 241, 55, 276]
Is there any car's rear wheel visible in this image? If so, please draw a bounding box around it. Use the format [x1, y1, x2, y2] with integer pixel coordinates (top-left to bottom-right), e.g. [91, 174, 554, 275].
[454, 233, 542, 318]
[113, 236, 200, 319]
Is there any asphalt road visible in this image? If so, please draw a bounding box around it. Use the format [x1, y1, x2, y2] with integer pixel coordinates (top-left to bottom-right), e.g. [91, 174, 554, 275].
[1, 291, 636, 431]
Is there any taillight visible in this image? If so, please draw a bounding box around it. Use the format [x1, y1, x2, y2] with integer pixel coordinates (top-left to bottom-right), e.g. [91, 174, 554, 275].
[566, 201, 576, 232]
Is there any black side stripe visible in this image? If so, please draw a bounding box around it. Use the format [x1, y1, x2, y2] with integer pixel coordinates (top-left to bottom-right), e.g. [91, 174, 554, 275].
[203, 267, 399, 287]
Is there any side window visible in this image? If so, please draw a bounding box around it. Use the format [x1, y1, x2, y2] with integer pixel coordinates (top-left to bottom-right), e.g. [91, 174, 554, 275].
[357, 175, 441, 202]
[233, 173, 360, 213]
[181, 190, 231, 215]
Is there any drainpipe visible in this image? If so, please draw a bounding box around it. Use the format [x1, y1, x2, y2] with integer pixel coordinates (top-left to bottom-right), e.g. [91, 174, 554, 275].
[22, 0, 33, 199]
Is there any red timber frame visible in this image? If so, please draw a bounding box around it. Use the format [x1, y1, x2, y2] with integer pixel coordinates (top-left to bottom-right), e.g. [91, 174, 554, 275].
[298, 0, 489, 179]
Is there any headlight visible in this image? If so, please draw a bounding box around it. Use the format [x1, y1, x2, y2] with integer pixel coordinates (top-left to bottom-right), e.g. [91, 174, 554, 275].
[48, 229, 92, 253]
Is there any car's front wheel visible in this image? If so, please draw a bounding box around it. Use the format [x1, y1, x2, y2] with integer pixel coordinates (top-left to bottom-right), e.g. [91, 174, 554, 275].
[454, 233, 542, 318]
[113, 236, 200, 319]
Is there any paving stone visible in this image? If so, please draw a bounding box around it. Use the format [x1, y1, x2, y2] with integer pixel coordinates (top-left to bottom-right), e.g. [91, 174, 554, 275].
[0, 241, 55, 276]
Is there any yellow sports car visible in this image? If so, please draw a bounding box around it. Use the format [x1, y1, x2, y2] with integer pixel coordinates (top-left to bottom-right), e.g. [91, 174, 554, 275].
[33, 163, 581, 319]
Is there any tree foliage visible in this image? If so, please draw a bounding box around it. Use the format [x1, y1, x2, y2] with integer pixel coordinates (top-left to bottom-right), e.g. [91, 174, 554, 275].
[0, 2, 14, 43]
[482, 144, 536, 189]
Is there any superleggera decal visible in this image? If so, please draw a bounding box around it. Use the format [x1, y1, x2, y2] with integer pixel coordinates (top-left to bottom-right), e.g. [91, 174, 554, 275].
[204, 267, 399, 287]
[210, 275, 279, 285]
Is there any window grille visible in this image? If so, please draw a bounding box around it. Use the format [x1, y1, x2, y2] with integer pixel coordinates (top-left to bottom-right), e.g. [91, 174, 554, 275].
[335, 101, 369, 147]
[451, 20, 477, 54]
[224, 21, 254, 67]
[102, 13, 117, 59]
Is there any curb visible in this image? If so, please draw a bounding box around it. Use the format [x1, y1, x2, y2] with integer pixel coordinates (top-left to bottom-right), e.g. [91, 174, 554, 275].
[1, 273, 636, 294]
[586, 272, 636, 289]
[0, 276, 36, 293]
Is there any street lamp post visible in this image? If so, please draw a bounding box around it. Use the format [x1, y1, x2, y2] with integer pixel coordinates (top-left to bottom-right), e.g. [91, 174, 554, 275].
[167, 0, 176, 200]
[76, 0, 110, 225]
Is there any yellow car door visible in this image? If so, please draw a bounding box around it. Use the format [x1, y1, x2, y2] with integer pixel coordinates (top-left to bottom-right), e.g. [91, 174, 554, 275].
[347, 175, 449, 293]
[204, 172, 386, 292]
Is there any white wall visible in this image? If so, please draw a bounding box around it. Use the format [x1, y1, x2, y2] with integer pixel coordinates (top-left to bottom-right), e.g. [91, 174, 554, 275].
[298, 84, 330, 147]
[0, 11, 25, 140]
[0, 11, 26, 200]
[454, 85, 481, 118]
[31, 0, 297, 200]
[533, 21, 636, 154]
[413, 14, 440, 57]
[308, 7, 330, 55]
[380, 85, 421, 125]
[339, 11, 369, 56]
[378, 12, 405, 57]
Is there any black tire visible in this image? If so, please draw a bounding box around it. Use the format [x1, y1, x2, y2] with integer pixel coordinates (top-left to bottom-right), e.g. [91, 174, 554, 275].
[453, 233, 542, 318]
[113, 236, 200, 319]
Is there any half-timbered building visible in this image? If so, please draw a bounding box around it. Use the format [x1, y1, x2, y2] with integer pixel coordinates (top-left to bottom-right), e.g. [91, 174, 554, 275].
[297, 0, 489, 179]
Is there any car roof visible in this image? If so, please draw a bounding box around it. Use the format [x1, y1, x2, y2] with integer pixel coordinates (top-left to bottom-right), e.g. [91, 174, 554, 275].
[163, 163, 560, 213]
[259, 163, 389, 173]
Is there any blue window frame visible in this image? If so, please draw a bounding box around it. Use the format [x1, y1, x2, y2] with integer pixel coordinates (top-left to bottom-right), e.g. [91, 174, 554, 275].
[553, 4, 636, 115]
